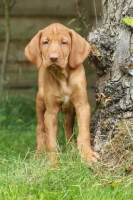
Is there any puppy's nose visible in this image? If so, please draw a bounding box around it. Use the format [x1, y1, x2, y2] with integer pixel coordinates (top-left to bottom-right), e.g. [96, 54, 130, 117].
[49, 53, 59, 62]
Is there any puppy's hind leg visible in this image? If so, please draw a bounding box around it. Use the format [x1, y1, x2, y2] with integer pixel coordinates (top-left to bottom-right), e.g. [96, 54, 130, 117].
[65, 103, 75, 142]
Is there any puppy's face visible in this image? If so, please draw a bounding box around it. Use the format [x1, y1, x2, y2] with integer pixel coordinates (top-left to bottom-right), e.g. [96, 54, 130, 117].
[40, 29, 71, 70]
[24, 23, 91, 69]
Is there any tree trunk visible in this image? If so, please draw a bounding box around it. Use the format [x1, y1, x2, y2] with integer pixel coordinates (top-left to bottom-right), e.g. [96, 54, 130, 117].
[88, 0, 133, 163]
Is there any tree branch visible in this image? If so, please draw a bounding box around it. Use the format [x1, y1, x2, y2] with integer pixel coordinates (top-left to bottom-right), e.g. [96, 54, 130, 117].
[0, 0, 10, 96]
[92, 0, 98, 27]
[75, 0, 89, 30]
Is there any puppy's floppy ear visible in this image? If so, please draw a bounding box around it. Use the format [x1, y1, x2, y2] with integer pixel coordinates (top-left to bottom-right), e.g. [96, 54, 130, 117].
[69, 30, 91, 68]
[24, 30, 42, 68]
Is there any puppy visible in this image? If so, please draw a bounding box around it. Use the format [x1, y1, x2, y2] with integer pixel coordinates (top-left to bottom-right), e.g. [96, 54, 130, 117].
[24, 23, 99, 165]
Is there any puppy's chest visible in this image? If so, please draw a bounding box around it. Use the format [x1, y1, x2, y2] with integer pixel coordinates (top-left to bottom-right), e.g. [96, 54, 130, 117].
[60, 95, 70, 112]
[59, 82, 71, 111]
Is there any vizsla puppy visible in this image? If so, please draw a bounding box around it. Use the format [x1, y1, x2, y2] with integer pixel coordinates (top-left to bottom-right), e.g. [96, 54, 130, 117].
[24, 23, 99, 165]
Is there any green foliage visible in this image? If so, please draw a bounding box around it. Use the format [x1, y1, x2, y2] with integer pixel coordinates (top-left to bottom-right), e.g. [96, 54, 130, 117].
[67, 18, 77, 25]
[0, 95, 36, 157]
[67, 2, 90, 33]
[131, 48, 133, 52]
[0, 95, 36, 130]
[0, 97, 133, 199]
[122, 17, 133, 27]
[74, 27, 82, 32]
[0, 130, 133, 200]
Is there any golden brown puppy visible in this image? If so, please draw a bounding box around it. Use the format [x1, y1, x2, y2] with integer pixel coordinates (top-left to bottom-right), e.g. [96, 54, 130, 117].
[24, 23, 99, 165]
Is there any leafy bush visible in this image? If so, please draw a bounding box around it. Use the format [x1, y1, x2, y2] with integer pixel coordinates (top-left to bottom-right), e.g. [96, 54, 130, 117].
[0, 95, 36, 130]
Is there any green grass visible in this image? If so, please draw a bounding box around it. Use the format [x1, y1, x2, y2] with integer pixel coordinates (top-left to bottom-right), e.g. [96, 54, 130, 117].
[0, 96, 133, 200]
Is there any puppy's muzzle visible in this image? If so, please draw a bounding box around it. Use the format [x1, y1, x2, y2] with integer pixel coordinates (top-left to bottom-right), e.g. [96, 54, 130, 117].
[49, 53, 59, 62]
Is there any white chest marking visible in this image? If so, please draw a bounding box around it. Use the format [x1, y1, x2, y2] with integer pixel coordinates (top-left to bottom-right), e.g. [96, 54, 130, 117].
[61, 95, 70, 103]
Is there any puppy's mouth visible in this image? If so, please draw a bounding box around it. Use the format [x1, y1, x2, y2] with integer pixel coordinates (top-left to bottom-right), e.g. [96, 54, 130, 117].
[48, 64, 64, 79]
[48, 64, 61, 71]
[48, 64, 69, 80]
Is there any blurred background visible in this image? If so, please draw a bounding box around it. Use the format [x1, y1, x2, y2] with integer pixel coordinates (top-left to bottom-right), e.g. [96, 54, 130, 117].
[0, 0, 102, 108]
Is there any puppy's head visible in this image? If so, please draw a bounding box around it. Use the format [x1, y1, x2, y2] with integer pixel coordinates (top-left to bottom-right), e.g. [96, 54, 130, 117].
[24, 23, 91, 69]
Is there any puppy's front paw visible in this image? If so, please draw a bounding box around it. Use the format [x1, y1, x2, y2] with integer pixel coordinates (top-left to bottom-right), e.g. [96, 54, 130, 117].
[87, 150, 100, 162]
[81, 150, 100, 163]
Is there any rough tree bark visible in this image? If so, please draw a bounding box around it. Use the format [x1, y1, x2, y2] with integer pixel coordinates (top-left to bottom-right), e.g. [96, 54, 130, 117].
[88, 0, 133, 163]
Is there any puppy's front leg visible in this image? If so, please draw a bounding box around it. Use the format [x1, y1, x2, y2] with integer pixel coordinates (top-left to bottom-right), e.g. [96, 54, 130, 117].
[44, 108, 59, 165]
[74, 102, 99, 162]
[36, 95, 46, 156]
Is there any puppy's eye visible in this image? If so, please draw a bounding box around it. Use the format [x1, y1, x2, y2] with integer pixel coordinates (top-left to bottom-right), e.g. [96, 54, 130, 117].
[43, 41, 49, 44]
[61, 41, 67, 44]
